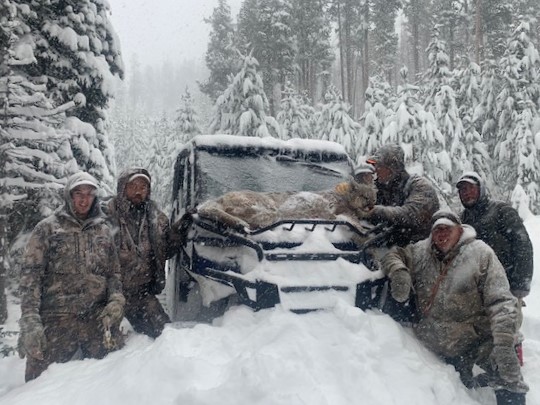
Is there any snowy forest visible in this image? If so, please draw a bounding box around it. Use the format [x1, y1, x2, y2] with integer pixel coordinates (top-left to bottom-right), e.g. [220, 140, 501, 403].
[1, 0, 540, 331]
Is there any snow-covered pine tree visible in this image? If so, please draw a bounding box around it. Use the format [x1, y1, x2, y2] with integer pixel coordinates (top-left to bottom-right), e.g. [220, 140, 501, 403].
[382, 67, 449, 196]
[199, 0, 239, 102]
[174, 87, 202, 142]
[356, 76, 394, 161]
[453, 60, 492, 187]
[512, 103, 540, 214]
[277, 81, 313, 140]
[424, 28, 466, 184]
[473, 59, 500, 159]
[0, 0, 82, 297]
[209, 52, 280, 138]
[423, 27, 452, 107]
[314, 85, 360, 161]
[237, 0, 295, 115]
[147, 114, 174, 213]
[494, 18, 540, 206]
[23, 0, 124, 188]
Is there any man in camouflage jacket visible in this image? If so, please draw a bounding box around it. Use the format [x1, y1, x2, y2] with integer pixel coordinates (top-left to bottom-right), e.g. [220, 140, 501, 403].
[19, 172, 125, 381]
[381, 210, 528, 405]
[364, 144, 440, 247]
[104, 168, 183, 338]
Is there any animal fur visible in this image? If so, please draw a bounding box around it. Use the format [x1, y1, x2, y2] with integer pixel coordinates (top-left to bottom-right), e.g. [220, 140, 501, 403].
[197, 181, 376, 232]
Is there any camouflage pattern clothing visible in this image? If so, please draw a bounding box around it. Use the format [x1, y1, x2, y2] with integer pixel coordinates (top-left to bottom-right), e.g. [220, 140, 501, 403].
[19, 172, 124, 381]
[382, 225, 527, 394]
[104, 168, 175, 338]
[370, 172, 440, 247]
[366, 144, 440, 247]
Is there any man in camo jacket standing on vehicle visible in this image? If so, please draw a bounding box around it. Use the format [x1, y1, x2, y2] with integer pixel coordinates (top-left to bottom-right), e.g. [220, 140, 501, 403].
[18, 172, 125, 381]
[103, 168, 186, 338]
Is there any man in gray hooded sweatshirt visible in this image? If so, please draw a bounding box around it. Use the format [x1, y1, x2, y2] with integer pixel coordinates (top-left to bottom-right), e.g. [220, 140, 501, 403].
[382, 210, 528, 405]
[19, 172, 125, 381]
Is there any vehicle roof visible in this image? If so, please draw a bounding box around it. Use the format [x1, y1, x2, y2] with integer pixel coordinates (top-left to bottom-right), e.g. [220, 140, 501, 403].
[178, 134, 349, 158]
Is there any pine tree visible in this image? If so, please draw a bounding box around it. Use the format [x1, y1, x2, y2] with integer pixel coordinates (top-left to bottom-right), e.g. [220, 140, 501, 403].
[289, 0, 333, 103]
[453, 60, 492, 186]
[382, 68, 448, 191]
[276, 81, 313, 140]
[199, 0, 239, 102]
[0, 0, 84, 300]
[147, 114, 174, 212]
[473, 59, 500, 158]
[20, 0, 124, 187]
[314, 85, 360, 160]
[423, 29, 467, 184]
[209, 52, 280, 138]
[174, 87, 202, 142]
[237, 0, 296, 114]
[370, 0, 400, 82]
[494, 18, 540, 204]
[357, 76, 394, 159]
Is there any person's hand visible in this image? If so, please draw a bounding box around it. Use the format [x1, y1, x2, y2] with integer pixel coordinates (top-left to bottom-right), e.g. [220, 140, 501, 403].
[389, 269, 411, 303]
[99, 293, 125, 328]
[491, 344, 522, 384]
[171, 212, 194, 243]
[18, 314, 47, 359]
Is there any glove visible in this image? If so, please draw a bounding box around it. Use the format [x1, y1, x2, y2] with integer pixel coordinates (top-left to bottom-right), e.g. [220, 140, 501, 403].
[171, 212, 194, 244]
[99, 293, 126, 329]
[18, 314, 47, 360]
[491, 344, 522, 384]
[389, 269, 411, 303]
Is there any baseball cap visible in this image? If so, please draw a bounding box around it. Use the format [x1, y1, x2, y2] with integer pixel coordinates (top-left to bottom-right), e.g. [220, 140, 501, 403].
[456, 172, 481, 188]
[431, 210, 461, 229]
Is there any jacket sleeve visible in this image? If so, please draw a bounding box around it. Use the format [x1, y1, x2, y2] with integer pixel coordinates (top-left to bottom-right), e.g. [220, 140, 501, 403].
[479, 246, 519, 345]
[19, 223, 48, 318]
[381, 246, 415, 278]
[370, 176, 439, 232]
[105, 229, 123, 300]
[498, 204, 533, 296]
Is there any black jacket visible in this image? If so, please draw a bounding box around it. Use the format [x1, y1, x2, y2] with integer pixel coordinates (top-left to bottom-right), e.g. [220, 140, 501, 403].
[461, 195, 533, 297]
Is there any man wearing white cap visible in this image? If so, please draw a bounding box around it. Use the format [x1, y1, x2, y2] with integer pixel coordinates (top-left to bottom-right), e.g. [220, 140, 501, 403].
[104, 168, 183, 338]
[18, 172, 125, 381]
[381, 210, 528, 404]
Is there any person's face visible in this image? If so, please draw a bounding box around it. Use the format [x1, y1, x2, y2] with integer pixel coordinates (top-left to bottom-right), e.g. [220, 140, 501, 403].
[125, 177, 150, 205]
[431, 224, 462, 254]
[458, 182, 480, 208]
[71, 185, 96, 219]
[374, 164, 394, 185]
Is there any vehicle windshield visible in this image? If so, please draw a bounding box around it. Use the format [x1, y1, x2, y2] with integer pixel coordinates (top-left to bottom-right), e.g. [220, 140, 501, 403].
[195, 150, 351, 204]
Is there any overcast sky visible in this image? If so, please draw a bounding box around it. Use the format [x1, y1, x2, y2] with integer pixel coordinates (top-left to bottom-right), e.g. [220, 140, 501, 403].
[107, 0, 242, 71]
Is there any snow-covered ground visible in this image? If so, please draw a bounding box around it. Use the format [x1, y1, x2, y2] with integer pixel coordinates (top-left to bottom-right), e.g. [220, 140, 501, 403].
[0, 216, 539, 405]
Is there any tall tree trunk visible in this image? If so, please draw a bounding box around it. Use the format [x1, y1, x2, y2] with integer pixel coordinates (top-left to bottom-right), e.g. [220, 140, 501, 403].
[337, 2, 347, 101]
[412, 0, 420, 77]
[475, 0, 483, 63]
[345, 13, 354, 107]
